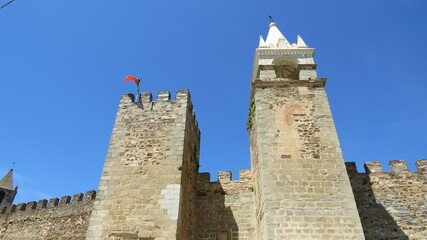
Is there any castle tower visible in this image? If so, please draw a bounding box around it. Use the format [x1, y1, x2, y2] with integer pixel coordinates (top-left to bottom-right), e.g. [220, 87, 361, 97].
[0, 169, 17, 206]
[86, 90, 200, 240]
[248, 22, 365, 239]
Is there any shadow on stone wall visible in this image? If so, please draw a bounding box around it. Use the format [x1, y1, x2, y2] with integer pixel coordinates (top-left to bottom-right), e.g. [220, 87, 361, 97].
[195, 181, 239, 240]
[346, 166, 409, 240]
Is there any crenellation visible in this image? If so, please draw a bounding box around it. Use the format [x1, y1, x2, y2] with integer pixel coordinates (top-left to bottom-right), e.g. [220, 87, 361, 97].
[218, 171, 232, 182]
[198, 170, 253, 185]
[48, 198, 59, 207]
[0, 191, 96, 239]
[239, 169, 253, 181]
[176, 89, 190, 100]
[72, 193, 82, 203]
[120, 90, 193, 113]
[344, 162, 358, 173]
[198, 172, 211, 183]
[416, 159, 427, 172]
[121, 93, 135, 103]
[4, 205, 16, 214]
[140, 92, 153, 102]
[349, 160, 425, 174]
[389, 160, 409, 172]
[157, 90, 171, 101]
[197, 170, 254, 197]
[60, 195, 72, 205]
[364, 161, 382, 173]
[0, 191, 97, 217]
[16, 203, 26, 211]
[26, 201, 37, 210]
[37, 199, 47, 209]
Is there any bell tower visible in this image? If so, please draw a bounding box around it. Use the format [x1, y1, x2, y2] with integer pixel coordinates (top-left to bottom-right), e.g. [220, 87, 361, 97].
[249, 22, 365, 239]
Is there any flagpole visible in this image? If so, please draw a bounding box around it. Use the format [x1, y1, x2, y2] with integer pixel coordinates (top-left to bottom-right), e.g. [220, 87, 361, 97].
[123, 75, 141, 103]
[136, 79, 141, 102]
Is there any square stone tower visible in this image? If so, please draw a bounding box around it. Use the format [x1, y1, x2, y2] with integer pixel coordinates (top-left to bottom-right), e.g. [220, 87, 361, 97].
[86, 90, 200, 240]
[248, 22, 365, 239]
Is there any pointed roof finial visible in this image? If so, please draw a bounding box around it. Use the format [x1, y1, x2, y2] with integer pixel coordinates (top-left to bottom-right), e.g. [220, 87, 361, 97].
[297, 35, 308, 48]
[0, 169, 14, 190]
[265, 21, 290, 48]
[259, 35, 268, 48]
[268, 15, 274, 23]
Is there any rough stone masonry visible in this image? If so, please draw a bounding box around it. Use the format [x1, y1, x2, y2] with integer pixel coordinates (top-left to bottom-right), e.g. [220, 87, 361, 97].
[0, 22, 425, 240]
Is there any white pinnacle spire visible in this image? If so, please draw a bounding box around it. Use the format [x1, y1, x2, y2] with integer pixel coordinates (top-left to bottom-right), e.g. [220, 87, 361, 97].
[297, 35, 308, 48]
[253, 22, 316, 82]
[259, 36, 268, 48]
[258, 22, 310, 49]
[265, 22, 291, 48]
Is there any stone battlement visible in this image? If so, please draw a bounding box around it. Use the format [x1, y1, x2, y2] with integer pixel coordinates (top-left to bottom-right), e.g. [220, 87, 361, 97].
[0, 190, 96, 215]
[345, 159, 427, 173]
[345, 160, 426, 239]
[0, 191, 96, 239]
[121, 89, 194, 110]
[118, 90, 200, 137]
[197, 170, 254, 195]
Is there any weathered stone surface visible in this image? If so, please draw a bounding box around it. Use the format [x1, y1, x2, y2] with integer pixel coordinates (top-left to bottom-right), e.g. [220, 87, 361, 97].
[249, 83, 365, 239]
[86, 90, 200, 240]
[0, 85, 424, 240]
[347, 160, 427, 240]
[0, 191, 95, 240]
[196, 170, 256, 240]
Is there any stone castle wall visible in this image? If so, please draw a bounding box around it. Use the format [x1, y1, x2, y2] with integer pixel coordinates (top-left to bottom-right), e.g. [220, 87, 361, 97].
[0, 191, 95, 240]
[1, 159, 426, 240]
[0, 89, 425, 240]
[86, 90, 200, 240]
[175, 92, 201, 240]
[346, 159, 427, 240]
[196, 170, 256, 240]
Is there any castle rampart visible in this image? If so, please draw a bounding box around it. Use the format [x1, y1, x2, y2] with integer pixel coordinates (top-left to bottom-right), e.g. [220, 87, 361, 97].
[346, 159, 427, 240]
[196, 170, 256, 240]
[0, 191, 96, 240]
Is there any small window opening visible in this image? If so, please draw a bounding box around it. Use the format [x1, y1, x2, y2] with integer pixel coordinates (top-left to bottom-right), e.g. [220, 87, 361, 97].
[0, 191, 5, 204]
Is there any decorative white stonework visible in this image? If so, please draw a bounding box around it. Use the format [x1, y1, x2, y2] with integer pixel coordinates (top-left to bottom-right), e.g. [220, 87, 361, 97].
[252, 22, 318, 82]
[259, 22, 309, 49]
[158, 184, 181, 220]
[297, 35, 308, 48]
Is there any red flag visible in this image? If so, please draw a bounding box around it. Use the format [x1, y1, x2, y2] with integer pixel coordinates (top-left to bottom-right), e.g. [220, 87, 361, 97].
[123, 75, 140, 86]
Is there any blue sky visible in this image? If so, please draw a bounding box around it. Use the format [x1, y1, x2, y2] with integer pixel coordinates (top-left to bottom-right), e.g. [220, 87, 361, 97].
[1, 0, 426, 204]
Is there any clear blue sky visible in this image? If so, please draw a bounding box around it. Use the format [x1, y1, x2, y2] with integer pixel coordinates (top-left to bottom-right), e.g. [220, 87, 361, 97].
[1, 0, 426, 204]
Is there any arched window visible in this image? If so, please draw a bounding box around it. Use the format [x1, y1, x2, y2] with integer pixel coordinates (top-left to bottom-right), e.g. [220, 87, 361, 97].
[272, 57, 298, 80]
